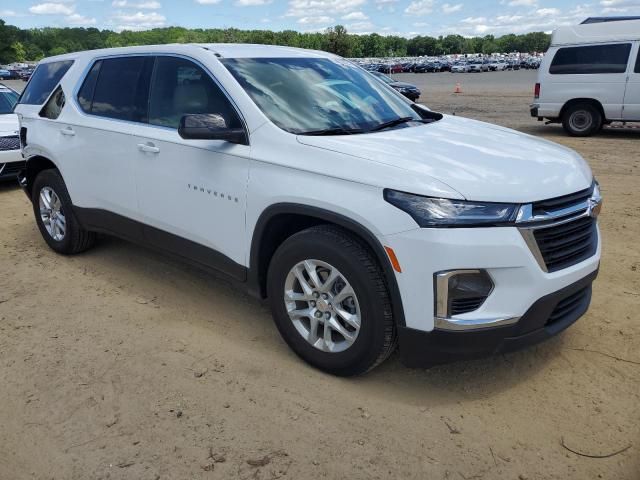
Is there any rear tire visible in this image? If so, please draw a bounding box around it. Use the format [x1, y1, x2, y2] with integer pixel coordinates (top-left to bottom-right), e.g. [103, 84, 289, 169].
[562, 103, 602, 137]
[32, 169, 96, 254]
[267, 225, 396, 376]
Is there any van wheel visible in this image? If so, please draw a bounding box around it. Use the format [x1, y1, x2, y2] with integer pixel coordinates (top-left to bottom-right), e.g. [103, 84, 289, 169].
[32, 169, 96, 254]
[562, 103, 602, 137]
[267, 225, 396, 376]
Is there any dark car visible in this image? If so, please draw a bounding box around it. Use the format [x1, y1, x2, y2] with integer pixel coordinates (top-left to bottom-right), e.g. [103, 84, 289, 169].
[369, 71, 421, 101]
[19, 70, 33, 81]
[413, 62, 434, 73]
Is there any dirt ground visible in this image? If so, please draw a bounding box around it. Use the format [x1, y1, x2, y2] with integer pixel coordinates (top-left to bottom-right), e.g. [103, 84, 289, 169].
[1, 73, 639, 480]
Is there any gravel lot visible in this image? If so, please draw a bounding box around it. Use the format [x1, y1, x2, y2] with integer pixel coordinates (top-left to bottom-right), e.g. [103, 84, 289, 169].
[1, 73, 639, 480]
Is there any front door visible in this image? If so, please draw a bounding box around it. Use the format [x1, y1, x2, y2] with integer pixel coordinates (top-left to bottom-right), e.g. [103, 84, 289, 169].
[133, 55, 250, 279]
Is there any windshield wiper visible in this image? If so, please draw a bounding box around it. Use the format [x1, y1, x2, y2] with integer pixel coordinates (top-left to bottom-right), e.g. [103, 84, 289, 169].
[299, 127, 364, 136]
[368, 116, 423, 132]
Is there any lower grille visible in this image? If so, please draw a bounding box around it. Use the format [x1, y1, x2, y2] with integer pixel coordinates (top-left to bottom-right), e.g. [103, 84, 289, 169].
[0, 135, 19, 151]
[0, 161, 26, 177]
[533, 216, 597, 272]
[450, 296, 486, 316]
[547, 286, 590, 326]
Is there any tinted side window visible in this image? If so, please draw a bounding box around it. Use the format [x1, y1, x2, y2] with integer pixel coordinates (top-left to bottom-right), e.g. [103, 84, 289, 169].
[77, 60, 102, 112]
[88, 56, 154, 122]
[19, 60, 74, 105]
[550, 43, 631, 75]
[149, 56, 242, 129]
[636, 48, 640, 73]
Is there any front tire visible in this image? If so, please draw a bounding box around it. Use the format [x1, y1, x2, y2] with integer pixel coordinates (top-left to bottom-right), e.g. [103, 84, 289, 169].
[562, 103, 602, 137]
[32, 169, 96, 254]
[267, 225, 396, 376]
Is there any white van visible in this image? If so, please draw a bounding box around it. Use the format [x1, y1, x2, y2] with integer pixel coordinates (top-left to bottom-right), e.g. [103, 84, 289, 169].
[531, 19, 640, 136]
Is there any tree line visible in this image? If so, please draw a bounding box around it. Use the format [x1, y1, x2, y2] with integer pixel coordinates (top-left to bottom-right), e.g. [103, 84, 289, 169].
[0, 19, 551, 64]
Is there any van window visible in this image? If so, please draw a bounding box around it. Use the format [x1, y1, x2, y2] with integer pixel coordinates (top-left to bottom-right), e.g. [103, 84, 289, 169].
[79, 56, 154, 122]
[636, 49, 640, 73]
[148, 56, 242, 130]
[550, 43, 632, 75]
[19, 60, 74, 105]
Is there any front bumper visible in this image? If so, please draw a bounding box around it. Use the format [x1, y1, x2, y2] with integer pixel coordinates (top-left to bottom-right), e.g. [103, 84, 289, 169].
[398, 269, 597, 367]
[0, 149, 24, 180]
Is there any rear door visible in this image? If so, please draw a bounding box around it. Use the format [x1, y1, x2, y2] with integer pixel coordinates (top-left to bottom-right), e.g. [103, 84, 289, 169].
[69, 56, 154, 225]
[622, 41, 640, 121]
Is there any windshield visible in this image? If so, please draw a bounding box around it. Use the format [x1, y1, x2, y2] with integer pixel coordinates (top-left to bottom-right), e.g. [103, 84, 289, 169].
[0, 90, 18, 114]
[221, 57, 421, 134]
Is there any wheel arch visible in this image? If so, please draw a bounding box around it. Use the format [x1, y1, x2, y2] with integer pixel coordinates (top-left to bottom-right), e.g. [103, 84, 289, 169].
[560, 98, 606, 122]
[21, 155, 60, 200]
[248, 203, 406, 327]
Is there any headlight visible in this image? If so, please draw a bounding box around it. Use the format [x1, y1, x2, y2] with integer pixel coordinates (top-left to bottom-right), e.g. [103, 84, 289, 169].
[384, 189, 519, 227]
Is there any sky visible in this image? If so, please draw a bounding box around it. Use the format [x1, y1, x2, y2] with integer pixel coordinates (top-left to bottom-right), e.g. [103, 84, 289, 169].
[1, 0, 640, 37]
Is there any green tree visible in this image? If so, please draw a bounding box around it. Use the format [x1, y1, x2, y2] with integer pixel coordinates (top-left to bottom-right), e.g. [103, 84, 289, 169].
[324, 25, 351, 57]
[11, 41, 26, 62]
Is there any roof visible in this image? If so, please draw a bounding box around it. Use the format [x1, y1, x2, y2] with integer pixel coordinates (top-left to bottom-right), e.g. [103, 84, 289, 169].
[39, 43, 335, 64]
[582, 16, 640, 24]
[552, 19, 640, 45]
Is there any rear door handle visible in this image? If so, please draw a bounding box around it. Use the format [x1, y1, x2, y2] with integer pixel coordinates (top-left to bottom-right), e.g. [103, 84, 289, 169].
[138, 142, 160, 154]
[60, 127, 75, 137]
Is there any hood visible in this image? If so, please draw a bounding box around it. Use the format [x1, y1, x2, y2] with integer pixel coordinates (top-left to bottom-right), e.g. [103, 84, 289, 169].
[297, 115, 593, 203]
[0, 113, 19, 137]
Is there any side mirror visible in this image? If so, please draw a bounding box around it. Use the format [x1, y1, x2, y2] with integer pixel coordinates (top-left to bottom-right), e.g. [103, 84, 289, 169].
[178, 113, 248, 145]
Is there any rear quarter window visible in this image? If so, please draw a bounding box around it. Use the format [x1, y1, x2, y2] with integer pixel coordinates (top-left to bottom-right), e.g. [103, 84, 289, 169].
[550, 43, 631, 75]
[19, 60, 74, 105]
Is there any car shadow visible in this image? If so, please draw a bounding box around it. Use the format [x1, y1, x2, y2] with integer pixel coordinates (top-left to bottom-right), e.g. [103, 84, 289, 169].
[519, 123, 640, 139]
[0, 180, 20, 193]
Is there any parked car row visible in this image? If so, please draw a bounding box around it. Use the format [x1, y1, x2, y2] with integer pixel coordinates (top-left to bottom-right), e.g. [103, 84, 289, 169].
[360, 57, 540, 74]
[0, 68, 34, 81]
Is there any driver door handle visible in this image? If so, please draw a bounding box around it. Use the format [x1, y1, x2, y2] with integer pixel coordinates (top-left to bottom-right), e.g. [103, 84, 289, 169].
[60, 127, 75, 137]
[138, 142, 160, 154]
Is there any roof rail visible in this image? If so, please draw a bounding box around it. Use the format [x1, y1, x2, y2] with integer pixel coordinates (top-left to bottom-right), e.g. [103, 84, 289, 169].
[581, 16, 640, 24]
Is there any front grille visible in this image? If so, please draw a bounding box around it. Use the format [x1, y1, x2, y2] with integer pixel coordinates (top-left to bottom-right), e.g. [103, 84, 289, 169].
[533, 216, 597, 272]
[450, 296, 486, 316]
[0, 135, 19, 151]
[0, 160, 26, 177]
[547, 286, 590, 326]
[532, 185, 593, 217]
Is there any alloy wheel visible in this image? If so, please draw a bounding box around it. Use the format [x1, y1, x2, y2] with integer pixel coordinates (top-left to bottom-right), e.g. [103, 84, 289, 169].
[284, 259, 361, 353]
[39, 186, 66, 241]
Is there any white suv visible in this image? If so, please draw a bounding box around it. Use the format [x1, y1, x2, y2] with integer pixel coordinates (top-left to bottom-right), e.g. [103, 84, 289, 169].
[15, 44, 602, 375]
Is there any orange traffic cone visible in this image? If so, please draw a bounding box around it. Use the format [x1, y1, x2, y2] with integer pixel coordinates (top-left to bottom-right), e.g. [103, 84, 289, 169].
[454, 82, 462, 94]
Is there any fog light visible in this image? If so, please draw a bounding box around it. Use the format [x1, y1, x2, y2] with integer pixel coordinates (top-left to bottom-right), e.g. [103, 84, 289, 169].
[435, 270, 494, 318]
